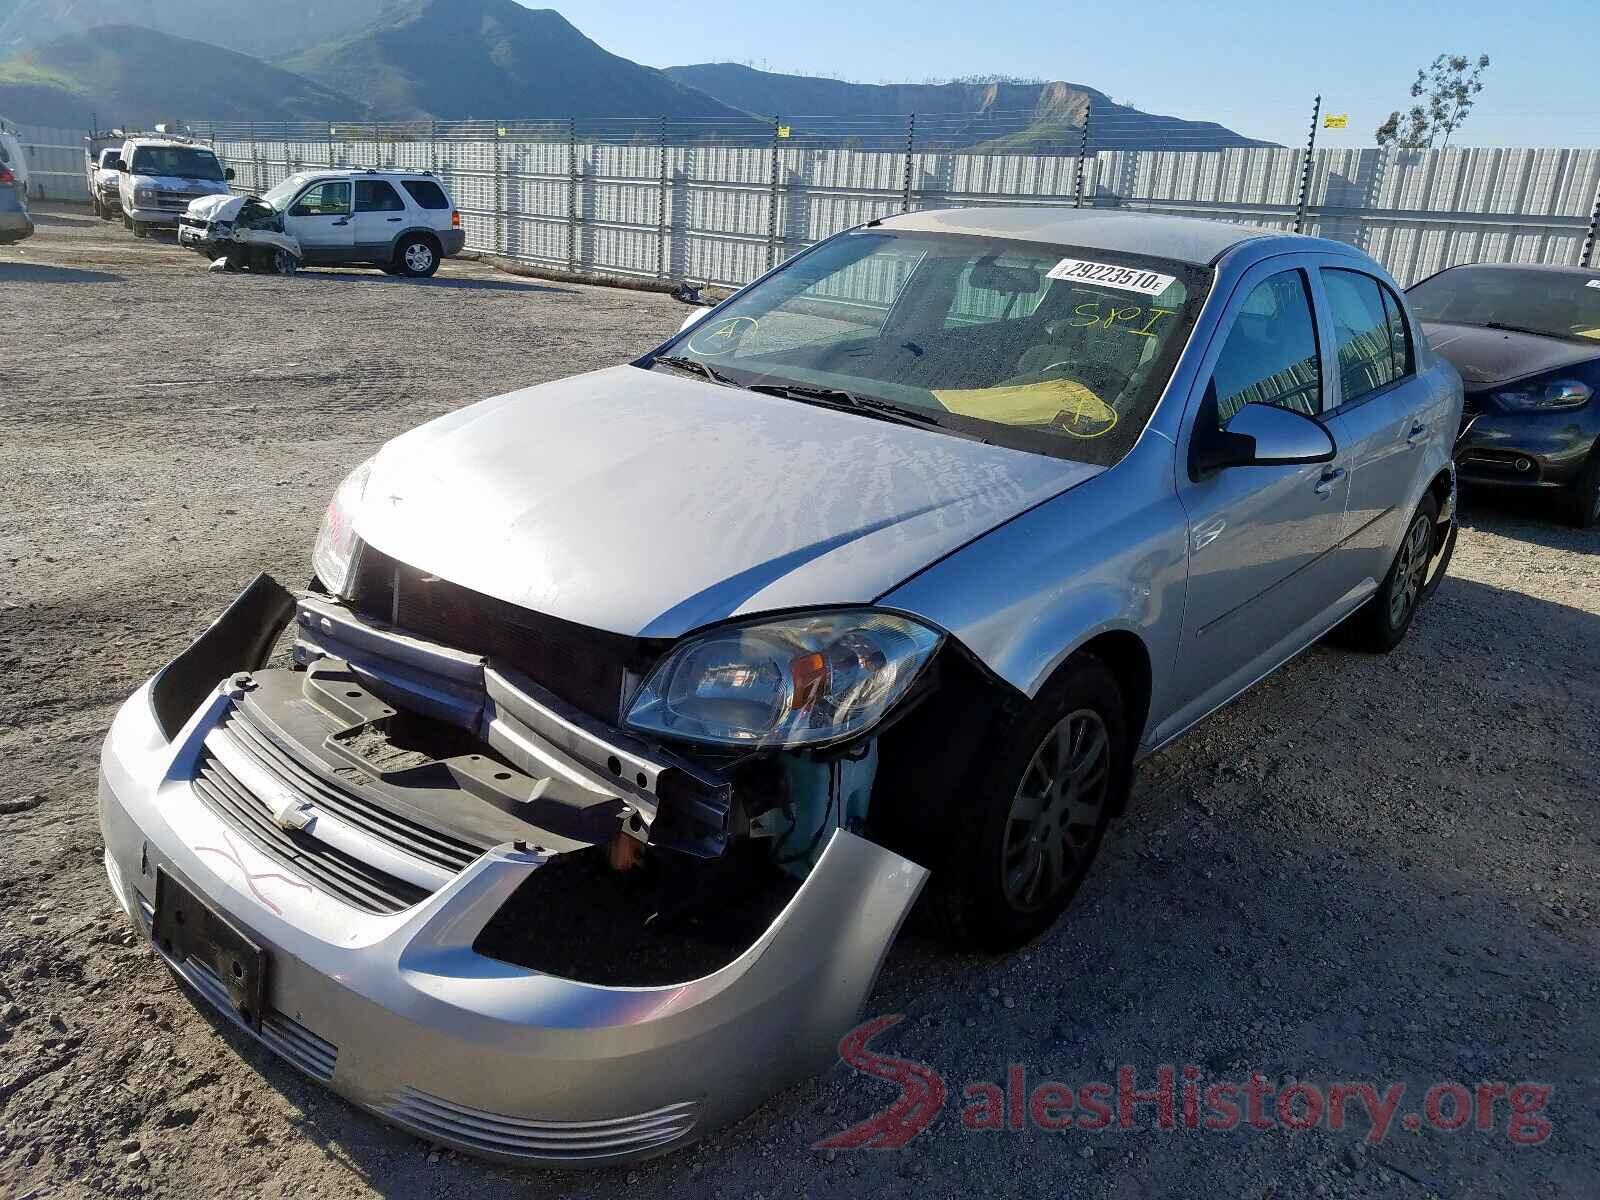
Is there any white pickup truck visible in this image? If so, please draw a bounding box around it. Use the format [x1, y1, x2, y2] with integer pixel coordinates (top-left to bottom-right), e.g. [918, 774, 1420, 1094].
[87, 147, 122, 219]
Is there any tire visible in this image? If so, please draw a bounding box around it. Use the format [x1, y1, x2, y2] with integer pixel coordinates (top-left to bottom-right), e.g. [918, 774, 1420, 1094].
[1337, 494, 1440, 653]
[1563, 452, 1600, 529]
[928, 653, 1129, 952]
[394, 234, 440, 278]
[122, 212, 132, 231]
[132, 221, 148, 239]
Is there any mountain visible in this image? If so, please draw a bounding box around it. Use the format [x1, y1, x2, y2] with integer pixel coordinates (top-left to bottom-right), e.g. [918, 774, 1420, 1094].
[282, 0, 749, 122]
[0, 0, 399, 59]
[0, 24, 364, 126]
[663, 63, 1273, 150]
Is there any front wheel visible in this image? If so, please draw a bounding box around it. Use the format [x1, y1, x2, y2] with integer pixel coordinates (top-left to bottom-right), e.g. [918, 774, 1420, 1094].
[1563, 453, 1600, 529]
[394, 234, 439, 278]
[929, 654, 1128, 951]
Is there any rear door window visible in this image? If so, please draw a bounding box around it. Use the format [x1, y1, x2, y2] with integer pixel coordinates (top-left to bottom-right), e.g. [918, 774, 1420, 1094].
[354, 180, 405, 212]
[1322, 269, 1405, 406]
[401, 179, 450, 210]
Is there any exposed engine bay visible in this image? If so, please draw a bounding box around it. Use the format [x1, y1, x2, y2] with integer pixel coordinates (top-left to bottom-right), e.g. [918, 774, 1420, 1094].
[179, 193, 303, 274]
[161, 574, 937, 987]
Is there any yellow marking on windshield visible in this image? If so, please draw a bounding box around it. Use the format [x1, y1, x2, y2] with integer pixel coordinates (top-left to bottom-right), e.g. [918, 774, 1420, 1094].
[932, 378, 1119, 438]
[1069, 301, 1177, 337]
[1577, 327, 1600, 341]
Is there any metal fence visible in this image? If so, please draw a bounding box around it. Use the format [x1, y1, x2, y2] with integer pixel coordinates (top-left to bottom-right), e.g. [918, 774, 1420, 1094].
[23, 108, 1600, 285]
[1, 121, 87, 200]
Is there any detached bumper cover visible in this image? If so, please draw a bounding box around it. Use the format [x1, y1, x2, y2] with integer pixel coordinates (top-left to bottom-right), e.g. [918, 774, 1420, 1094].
[99, 577, 927, 1166]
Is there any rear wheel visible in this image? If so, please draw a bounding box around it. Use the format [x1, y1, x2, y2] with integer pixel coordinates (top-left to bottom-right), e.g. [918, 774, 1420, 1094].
[1563, 452, 1600, 529]
[1337, 494, 1440, 652]
[930, 653, 1128, 951]
[395, 234, 440, 278]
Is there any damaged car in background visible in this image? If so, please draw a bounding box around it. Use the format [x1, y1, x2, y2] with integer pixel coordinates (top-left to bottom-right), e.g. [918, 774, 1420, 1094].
[100, 207, 1460, 1166]
[179, 168, 464, 277]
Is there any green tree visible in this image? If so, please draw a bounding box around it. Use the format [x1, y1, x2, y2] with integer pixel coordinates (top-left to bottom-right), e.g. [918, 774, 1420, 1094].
[1375, 53, 1490, 149]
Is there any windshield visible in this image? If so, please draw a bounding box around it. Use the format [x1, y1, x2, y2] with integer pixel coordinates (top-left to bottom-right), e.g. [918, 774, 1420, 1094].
[260, 173, 311, 211]
[1408, 266, 1600, 344]
[648, 230, 1209, 463]
[127, 146, 225, 181]
[98, 150, 118, 168]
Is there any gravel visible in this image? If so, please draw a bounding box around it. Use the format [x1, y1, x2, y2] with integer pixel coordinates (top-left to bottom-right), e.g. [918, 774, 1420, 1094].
[2, 205, 1597, 1199]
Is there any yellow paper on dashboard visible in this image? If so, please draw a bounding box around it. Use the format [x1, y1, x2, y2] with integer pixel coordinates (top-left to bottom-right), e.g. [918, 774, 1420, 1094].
[1577, 327, 1600, 341]
[933, 377, 1118, 438]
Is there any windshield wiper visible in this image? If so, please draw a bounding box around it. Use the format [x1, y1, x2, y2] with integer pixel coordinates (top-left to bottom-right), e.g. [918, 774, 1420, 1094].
[652, 355, 739, 386]
[745, 382, 945, 429]
[1482, 320, 1568, 341]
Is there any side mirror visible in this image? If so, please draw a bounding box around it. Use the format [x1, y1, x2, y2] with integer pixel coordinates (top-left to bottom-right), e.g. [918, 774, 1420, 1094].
[678, 306, 712, 333]
[114, 159, 127, 172]
[1190, 401, 1335, 478]
[224, 167, 235, 181]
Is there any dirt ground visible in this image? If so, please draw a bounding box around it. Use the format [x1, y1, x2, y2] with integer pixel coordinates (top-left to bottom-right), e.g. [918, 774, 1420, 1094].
[1, 205, 1597, 1200]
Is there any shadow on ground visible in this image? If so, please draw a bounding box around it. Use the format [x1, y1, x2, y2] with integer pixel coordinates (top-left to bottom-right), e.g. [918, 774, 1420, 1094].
[0, 261, 122, 284]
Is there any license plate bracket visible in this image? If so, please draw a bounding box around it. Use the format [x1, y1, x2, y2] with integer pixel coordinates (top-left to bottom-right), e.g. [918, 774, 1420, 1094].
[153, 869, 267, 1031]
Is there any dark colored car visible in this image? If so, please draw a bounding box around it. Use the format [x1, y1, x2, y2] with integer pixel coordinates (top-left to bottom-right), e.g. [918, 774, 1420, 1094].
[1408, 263, 1600, 527]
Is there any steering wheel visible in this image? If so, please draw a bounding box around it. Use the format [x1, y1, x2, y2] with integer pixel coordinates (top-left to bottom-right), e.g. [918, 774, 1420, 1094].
[1033, 358, 1126, 400]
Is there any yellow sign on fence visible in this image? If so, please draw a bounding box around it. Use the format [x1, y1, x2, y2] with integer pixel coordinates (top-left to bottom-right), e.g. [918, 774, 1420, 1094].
[777, 125, 791, 139]
[1323, 113, 1349, 129]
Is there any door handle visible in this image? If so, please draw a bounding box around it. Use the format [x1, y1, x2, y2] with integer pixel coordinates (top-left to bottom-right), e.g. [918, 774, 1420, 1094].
[1313, 466, 1346, 497]
[386, 216, 403, 222]
[1405, 422, 1427, 446]
[331, 217, 349, 226]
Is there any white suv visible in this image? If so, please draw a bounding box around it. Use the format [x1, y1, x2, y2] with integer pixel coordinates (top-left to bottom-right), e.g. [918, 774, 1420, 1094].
[179, 168, 464, 277]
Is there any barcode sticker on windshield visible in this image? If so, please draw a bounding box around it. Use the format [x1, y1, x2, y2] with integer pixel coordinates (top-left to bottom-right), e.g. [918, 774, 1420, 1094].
[1047, 258, 1177, 297]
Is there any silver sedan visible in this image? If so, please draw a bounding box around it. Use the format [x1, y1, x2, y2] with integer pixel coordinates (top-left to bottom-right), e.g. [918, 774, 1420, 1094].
[99, 207, 1461, 1165]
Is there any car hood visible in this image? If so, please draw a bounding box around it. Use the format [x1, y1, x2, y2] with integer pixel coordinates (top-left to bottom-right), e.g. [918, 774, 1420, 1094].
[134, 173, 229, 194]
[354, 365, 1101, 638]
[1421, 321, 1598, 387]
[185, 193, 246, 221]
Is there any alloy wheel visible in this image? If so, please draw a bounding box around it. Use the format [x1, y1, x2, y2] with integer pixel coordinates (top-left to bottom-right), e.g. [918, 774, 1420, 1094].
[1001, 709, 1110, 911]
[404, 242, 434, 273]
[1389, 514, 1433, 628]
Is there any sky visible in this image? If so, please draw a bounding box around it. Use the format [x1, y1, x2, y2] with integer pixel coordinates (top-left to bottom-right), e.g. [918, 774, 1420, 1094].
[539, 0, 1599, 148]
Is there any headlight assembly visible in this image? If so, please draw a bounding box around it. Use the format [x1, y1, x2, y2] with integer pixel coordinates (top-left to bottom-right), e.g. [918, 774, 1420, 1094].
[311, 458, 373, 597]
[1493, 379, 1592, 411]
[625, 610, 942, 748]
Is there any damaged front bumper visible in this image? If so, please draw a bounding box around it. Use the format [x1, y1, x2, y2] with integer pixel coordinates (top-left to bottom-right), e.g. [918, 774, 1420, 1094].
[99, 576, 926, 1166]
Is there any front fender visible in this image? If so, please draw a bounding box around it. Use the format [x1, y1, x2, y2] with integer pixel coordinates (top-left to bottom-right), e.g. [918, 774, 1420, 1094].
[878, 441, 1187, 725]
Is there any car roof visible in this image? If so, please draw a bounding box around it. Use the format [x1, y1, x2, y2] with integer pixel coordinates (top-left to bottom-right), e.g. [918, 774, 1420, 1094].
[124, 137, 213, 149]
[314, 168, 441, 179]
[1424, 261, 1600, 279]
[874, 206, 1310, 267]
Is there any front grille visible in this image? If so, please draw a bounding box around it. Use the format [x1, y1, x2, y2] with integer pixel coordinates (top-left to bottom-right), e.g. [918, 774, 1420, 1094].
[191, 747, 429, 914]
[381, 1087, 698, 1161]
[350, 545, 663, 722]
[216, 708, 488, 875]
[156, 190, 196, 210]
[180, 957, 339, 1082]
